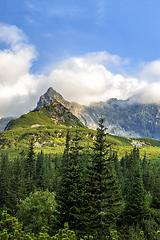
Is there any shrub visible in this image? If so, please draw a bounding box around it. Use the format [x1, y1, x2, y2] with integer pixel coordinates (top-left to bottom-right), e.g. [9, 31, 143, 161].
[16, 190, 57, 235]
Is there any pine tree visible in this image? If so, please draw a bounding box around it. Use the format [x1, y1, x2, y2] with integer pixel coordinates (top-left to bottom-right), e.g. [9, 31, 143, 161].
[151, 167, 160, 209]
[86, 118, 123, 239]
[52, 153, 60, 192]
[36, 150, 45, 190]
[56, 131, 88, 236]
[141, 155, 154, 193]
[124, 147, 150, 225]
[11, 156, 26, 208]
[0, 153, 14, 215]
[113, 151, 123, 187]
[25, 139, 36, 194]
[43, 153, 54, 192]
[56, 131, 71, 230]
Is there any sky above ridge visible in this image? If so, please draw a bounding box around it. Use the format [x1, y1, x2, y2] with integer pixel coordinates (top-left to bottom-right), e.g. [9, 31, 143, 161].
[0, 0, 160, 118]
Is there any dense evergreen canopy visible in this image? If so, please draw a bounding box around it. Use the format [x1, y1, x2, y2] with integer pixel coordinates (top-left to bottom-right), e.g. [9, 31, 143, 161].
[1, 119, 160, 239]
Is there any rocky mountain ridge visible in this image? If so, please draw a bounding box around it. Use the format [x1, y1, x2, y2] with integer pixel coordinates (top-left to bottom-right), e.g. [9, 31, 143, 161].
[5, 99, 85, 131]
[37, 87, 160, 140]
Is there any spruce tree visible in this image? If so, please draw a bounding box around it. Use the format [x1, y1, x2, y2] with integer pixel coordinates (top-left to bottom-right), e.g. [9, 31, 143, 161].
[56, 131, 71, 230]
[141, 155, 154, 192]
[124, 147, 150, 225]
[113, 151, 123, 187]
[25, 139, 36, 194]
[151, 167, 160, 209]
[0, 153, 14, 215]
[86, 118, 123, 239]
[11, 156, 26, 207]
[56, 131, 88, 236]
[43, 153, 54, 192]
[36, 150, 45, 190]
[52, 153, 59, 192]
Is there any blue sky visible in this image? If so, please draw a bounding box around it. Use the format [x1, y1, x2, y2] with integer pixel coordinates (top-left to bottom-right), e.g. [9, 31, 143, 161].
[0, 0, 160, 117]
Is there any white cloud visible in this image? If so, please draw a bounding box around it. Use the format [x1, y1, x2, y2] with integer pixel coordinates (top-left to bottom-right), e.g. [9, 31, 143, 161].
[128, 60, 160, 104]
[0, 23, 37, 86]
[0, 23, 160, 119]
[84, 51, 130, 66]
[140, 60, 160, 81]
[47, 54, 146, 105]
[0, 23, 27, 48]
[128, 82, 160, 104]
[0, 23, 40, 118]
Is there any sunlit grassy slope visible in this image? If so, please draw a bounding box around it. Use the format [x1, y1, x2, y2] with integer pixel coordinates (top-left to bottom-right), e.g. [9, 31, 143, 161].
[1, 99, 160, 163]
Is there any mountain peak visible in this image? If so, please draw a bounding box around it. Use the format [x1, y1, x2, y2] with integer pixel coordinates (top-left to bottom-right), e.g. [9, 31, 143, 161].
[37, 87, 64, 108]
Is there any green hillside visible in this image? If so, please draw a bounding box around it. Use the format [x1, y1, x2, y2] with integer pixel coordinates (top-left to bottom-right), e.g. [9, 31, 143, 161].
[1, 99, 160, 163]
[6, 100, 85, 130]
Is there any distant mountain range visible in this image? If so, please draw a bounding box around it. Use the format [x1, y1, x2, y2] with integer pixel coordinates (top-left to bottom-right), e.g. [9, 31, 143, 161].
[1, 87, 160, 140]
[37, 87, 160, 140]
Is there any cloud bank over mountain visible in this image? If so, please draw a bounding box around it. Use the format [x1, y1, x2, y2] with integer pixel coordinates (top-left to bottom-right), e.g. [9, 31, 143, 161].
[0, 24, 160, 118]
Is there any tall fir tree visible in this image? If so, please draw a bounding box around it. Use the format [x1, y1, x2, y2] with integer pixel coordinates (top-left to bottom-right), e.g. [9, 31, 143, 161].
[0, 153, 14, 215]
[86, 118, 123, 239]
[124, 147, 150, 225]
[151, 167, 160, 209]
[52, 153, 60, 192]
[113, 151, 123, 187]
[11, 156, 26, 209]
[36, 150, 45, 190]
[25, 139, 36, 194]
[56, 131, 89, 236]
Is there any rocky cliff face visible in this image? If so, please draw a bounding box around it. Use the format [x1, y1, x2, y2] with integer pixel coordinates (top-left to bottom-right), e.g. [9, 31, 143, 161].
[37, 87, 160, 139]
[87, 99, 160, 139]
[37, 87, 97, 129]
[0, 117, 13, 132]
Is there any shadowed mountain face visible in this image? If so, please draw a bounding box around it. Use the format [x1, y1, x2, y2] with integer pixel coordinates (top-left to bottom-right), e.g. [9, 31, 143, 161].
[37, 87, 160, 140]
[0, 117, 13, 132]
[37, 87, 65, 107]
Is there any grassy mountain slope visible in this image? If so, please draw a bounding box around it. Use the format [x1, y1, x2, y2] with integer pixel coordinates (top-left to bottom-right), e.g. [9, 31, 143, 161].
[5, 100, 85, 130]
[0, 100, 94, 153]
[1, 99, 160, 163]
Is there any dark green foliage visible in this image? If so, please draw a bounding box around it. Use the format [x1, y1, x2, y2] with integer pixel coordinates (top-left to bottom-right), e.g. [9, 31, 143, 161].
[124, 147, 150, 225]
[112, 151, 123, 187]
[0, 211, 93, 240]
[10, 156, 26, 211]
[86, 118, 123, 238]
[0, 153, 14, 216]
[52, 154, 61, 192]
[2, 116, 160, 239]
[151, 167, 160, 209]
[0, 210, 51, 239]
[0, 210, 30, 240]
[36, 150, 45, 190]
[127, 224, 146, 240]
[56, 131, 90, 236]
[53, 222, 77, 240]
[16, 190, 57, 236]
[25, 139, 36, 195]
[41, 154, 54, 192]
[35, 150, 55, 192]
[141, 155, 153, 192]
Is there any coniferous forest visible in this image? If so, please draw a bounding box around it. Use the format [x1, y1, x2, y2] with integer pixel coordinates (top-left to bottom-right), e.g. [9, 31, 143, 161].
[1, 118, 160, 239]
